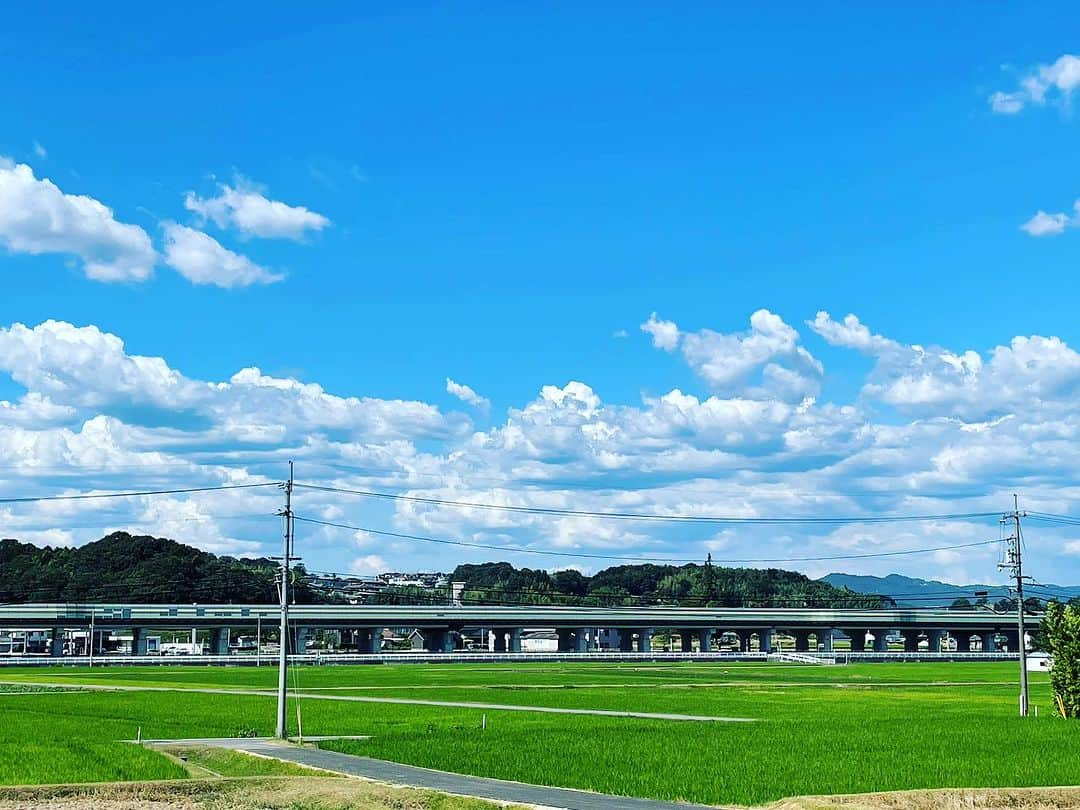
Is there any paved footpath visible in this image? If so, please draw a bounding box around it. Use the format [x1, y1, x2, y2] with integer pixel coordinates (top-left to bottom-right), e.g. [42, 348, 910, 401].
[207, 738, 720, 810]
[0, 680, 752, 723]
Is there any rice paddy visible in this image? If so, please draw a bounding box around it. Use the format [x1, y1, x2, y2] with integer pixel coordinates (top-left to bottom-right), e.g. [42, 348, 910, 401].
[0, 660, 1071, 806]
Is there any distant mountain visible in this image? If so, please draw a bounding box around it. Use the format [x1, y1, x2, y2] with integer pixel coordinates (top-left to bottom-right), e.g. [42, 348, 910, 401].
[821, 572, 1080, 607]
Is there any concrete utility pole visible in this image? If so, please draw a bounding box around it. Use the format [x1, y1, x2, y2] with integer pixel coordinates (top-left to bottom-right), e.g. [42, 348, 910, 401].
[275, 461, 294, 739]
[999, 493, 1029, 717]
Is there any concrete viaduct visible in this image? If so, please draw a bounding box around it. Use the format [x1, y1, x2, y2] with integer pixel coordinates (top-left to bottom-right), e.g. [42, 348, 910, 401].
[0, 603, 1026, 657]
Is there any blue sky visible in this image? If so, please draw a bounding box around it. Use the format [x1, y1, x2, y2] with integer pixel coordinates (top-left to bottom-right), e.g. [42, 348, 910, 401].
[2, 4, 1080, 588]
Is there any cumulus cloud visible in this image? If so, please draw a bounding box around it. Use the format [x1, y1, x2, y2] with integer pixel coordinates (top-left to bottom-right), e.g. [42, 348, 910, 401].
[32, 141, 46, 159]
[641, 313, 680, 351]
[989, 54, 1080, 114]
[0, 159, 156, 282]
[446, 378, 490, 409]
[650, 310, 822, 401]
[5, 311, 1080, 582]
[185, 178, 330, 240]
[161, 223, 283, 288]
[1018, 201, 1080, 238]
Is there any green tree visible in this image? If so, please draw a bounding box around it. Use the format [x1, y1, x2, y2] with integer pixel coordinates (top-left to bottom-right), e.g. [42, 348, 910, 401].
[1042, 600, 1080, 718]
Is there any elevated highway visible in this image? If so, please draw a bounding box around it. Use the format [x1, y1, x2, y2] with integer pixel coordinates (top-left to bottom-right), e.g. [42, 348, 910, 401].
[0, 603, 1029, 656]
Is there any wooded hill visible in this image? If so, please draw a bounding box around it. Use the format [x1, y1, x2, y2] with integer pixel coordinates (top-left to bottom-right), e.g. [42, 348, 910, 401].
[444, 560, 892, 608]
[0, 532, 325, 604]
[0, 532, 888, 608]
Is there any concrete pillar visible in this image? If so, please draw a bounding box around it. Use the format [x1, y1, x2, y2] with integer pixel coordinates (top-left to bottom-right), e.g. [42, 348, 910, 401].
[574, 628, 589, 652]
[903, 631, 920, 652]
[847, 630, 866, 652]
[926, 630, 943, 653]
[509, 628, 522, 653]
[679, 631, 695, 652]
[760, 628, 775, 653]
[492, 630, 508, 652]
[638, 628, 653, 653]
[424, 629, 453, 652]
[358, 628, 381, 653]
[819, 629, 835, 653]
[982, 632, 997, 652]
[291, 627, 312, 654]
[618, 630, 634, 652]
[953, 631, 971, 652]
[794, 631, 811, 652]
[873, 631, 889, 652]
[132, 628, 149, 656]
[50, 628, 65, 658]
[698, 628, 714, 653]
[211, 627, 230, 655]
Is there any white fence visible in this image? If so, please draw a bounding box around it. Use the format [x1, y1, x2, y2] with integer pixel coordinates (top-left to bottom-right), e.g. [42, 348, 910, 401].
[0, 650, 1021, 667]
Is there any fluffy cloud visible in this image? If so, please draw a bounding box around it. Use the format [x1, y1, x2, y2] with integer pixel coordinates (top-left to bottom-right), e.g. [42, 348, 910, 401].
[810, 311, 1080, 420]
[990, 54, 1080, 115]
[647, 310, 822, 401]
[162, 223, 283, 288]
[0, 159, 156, 282]
[1021, 209, 1072, 237]
[641, 313, 680, 351]
[185, 179, 330, 240]
[4, 312, 1080, 583]
[446, 378, 490, 409]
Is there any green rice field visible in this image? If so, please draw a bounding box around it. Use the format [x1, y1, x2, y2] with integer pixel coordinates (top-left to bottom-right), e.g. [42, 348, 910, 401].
[0, 660, 1071, 806]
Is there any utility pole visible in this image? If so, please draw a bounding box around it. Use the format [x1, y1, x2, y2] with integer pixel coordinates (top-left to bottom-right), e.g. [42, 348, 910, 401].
[275, 461, 294, 739]
[999, 493, 1029, 717]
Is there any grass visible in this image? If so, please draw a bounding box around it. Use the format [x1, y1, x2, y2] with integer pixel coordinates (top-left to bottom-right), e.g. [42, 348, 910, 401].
[0, 778, 518, 809]
[160, 746, 333, 778]
[0, 660, 1073, 805]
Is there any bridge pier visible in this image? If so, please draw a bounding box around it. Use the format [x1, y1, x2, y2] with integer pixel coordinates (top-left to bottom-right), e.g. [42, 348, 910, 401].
[904, 631, 920, 652]
[873, 631, 889, 652]
[211, 627, 230, 655]
[982, 632, 997, 652]
[49, 627, 65, 657]
[573, 628, 589, 652]
[847, 630, 866, 652]
[819, 629, 835, 653]
[637, 628, 653, 652]
[132, 628, 149, 656]
[358, 628, 381, 653]
[698, 628, 713, 652]
[491, 630, 508, 652]
[679, 630, 695, 652]
[618, 630, 633, 652]
[509, 628, 522, 653]
[291, 627, 312, 655]
[926, 629, 943, 653]
[793, 630, 811, 652]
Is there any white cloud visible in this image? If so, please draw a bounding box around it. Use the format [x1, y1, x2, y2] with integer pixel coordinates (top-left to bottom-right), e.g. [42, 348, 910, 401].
[185, 178, 330, 240]
[653, 310, 822, 400]
[446, 378, 490, 409]
[162, 223, 283, 288]
[350, 554, 388, 574]
[989, 54, 1080, 114]
[32, 141, 46, 159]
[5, 311, 1080, 582]
[0, 159, 156, 282]
[1021, 210, 1071, 236]
[808, 312, 901, 355]
[641, 313, 680, 351]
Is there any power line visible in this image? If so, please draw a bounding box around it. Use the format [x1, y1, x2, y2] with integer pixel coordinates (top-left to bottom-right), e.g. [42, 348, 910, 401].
[293, 514, 1002, 564]
[0, 482, 280, 506]
[293, 483, 1000, 526]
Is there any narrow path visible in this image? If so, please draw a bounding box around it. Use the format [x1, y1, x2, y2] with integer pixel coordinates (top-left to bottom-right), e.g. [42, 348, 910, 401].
[0, 680, 754, 723]
[208, 738, 721, 810]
